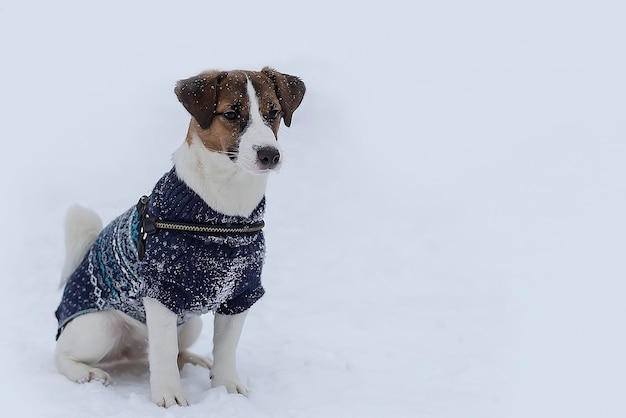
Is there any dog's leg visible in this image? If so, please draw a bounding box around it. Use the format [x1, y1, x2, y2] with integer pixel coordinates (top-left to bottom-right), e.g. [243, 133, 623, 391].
[55, 311, 117, 385]
[177, 316, 212, 370]
[143, 297, 189, 407]
[211, 311, 248, 395]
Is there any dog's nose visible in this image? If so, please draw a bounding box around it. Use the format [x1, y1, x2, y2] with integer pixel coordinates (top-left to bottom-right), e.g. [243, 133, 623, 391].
[257, 147, 281, 169]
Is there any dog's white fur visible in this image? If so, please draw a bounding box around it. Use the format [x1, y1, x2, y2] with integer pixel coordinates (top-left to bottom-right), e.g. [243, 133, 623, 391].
[59, 205, 103, 287]
[173, 132, 269, 218]
[55, 76, 287, 407]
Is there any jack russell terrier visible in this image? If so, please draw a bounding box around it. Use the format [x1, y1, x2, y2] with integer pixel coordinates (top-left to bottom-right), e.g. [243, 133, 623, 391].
[54, 67, 305, 407]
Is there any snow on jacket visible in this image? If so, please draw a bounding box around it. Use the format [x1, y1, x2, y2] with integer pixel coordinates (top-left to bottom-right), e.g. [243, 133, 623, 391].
[55, 168, 265, 338]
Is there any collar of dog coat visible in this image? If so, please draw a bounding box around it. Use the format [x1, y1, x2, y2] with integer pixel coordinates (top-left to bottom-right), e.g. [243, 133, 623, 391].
[150, 168, 266, 225]
[135, 168, 266, 260]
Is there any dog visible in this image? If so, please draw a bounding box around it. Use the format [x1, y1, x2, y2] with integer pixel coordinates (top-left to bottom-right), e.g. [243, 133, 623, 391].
[54, 67, 305, 407]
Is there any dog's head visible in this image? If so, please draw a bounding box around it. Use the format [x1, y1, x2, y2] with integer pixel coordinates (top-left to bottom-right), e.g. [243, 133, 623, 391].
[175, 67, 305, 175]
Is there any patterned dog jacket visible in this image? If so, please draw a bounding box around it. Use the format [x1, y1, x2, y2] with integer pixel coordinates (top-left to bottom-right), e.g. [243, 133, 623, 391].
[55, 168, 266, 338]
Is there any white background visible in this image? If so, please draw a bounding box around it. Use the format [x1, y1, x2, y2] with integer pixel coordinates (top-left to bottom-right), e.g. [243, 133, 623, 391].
[1, 1, 625, 417]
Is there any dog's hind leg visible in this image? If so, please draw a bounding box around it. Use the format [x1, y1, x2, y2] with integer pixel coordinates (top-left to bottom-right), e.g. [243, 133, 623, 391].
[59, 205, 103, 287]
[55, 311, 118, 385]
[177, 316, 212, 370]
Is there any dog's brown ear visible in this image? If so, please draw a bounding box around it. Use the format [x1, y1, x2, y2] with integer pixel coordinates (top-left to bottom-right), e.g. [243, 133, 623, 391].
[262, 67, 305, 127]
[175, 71, 224, 129]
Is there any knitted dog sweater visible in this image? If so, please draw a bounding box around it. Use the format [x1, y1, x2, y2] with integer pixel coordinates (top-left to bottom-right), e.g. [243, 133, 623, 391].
[55, 168, 265, 338]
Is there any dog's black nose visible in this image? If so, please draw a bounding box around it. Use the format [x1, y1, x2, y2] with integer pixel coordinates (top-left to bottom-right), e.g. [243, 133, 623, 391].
[257, 147, 281, 169]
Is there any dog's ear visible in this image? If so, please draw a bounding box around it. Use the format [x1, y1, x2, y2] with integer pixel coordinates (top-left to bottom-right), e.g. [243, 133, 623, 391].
[262, 67, 305, 127]
[175, 71, 224, 129]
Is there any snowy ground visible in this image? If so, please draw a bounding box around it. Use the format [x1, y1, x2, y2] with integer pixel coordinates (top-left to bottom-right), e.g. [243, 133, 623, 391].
[1, 1, 626, 417]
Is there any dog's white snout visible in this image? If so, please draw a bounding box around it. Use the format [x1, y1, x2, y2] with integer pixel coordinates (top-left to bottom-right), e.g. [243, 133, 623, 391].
[236, 78, 283, 175]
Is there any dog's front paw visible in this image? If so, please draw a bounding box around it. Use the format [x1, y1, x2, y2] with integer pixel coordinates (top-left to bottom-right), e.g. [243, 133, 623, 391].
[211, 374, 248, 396]
[151, 385, 189, 408]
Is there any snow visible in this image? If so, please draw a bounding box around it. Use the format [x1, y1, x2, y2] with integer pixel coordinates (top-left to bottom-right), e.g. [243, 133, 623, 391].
[1, 0, 626, 417]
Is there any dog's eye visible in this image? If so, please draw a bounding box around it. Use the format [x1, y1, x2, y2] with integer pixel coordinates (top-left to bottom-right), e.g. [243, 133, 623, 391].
[222, 110, 238, 121]
[267, 109, 281, 121]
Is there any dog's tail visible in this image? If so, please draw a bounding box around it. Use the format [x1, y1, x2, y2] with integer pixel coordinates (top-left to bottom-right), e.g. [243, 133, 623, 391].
[59, 204, 103, 288]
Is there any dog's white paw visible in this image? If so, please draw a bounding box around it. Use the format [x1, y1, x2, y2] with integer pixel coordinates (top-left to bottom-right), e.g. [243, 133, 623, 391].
[76, 367, 112, 386]
[211, 375, 248, 396]
[152, 385, 189, 408]
[177, 350, 213, 371]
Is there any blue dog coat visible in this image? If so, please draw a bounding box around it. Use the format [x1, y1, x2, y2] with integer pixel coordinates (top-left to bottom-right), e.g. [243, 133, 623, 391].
[55, 168, 266, 338]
